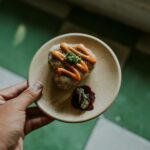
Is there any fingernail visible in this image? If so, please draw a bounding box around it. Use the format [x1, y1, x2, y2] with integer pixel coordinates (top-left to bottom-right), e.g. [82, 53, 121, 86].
[30, 82, 43, 92]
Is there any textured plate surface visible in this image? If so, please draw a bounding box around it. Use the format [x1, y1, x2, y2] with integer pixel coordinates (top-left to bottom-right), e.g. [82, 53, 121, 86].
[29, 33, 121, 122]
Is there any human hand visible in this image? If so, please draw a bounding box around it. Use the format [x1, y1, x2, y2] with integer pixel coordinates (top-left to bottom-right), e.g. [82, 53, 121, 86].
[0, 82, 53, 150]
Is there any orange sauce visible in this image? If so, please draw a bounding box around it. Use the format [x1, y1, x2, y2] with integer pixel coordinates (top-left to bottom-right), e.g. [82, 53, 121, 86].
[60, 43, 96, 64]
[51, 43, 96, 80]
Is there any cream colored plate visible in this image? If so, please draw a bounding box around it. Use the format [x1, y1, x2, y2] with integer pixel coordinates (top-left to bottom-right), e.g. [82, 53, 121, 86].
[29, 33, 121, 123]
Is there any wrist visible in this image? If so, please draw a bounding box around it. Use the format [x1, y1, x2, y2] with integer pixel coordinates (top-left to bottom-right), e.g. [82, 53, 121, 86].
[0, 127, 7, 150]
[0, 141, 7, 150]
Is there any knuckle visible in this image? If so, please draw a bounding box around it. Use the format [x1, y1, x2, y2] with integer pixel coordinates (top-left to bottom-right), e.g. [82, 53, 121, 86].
[23, 89, 37, 99]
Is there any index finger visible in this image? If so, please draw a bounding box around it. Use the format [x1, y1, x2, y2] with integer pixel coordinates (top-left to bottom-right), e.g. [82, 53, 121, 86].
[0, 81, 27, 100]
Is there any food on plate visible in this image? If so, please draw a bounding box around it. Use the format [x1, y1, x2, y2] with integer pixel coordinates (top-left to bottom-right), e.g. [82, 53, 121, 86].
[48, 42, 96, 89]
[71, 85, 95, 110]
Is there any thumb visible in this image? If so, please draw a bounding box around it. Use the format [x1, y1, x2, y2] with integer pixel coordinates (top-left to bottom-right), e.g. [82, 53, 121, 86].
[14, 82, 43, 110]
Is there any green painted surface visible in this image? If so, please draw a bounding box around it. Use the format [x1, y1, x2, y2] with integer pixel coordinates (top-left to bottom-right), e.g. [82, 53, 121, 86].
[0, 1, 97, 150]
[0, 1, 61, 77]
[105, 51, 150, 140]
[68, 7, 141, 47]
[66, 6, 150, 140]
[24, 119, 97, 150]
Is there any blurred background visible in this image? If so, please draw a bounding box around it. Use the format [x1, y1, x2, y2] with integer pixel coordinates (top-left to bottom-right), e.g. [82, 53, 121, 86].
[0, 0, 150, 149]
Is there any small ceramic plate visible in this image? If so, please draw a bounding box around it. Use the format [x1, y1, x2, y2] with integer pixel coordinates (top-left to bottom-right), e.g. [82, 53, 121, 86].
[29, 33, 121, 123]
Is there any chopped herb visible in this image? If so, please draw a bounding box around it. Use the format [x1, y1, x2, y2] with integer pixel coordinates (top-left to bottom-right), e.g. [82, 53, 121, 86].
[80, 100, 89, 110]
[74, 87, 90, 110]
[65, 51, 81, 65]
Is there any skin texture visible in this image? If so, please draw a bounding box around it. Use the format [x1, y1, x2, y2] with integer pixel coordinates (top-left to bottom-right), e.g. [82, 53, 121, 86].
[0, 81, 53, 150]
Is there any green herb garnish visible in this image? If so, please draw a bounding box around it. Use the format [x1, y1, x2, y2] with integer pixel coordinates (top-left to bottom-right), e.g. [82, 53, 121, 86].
[65, 51, 81, 65]
[77, 87, 90, 110]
